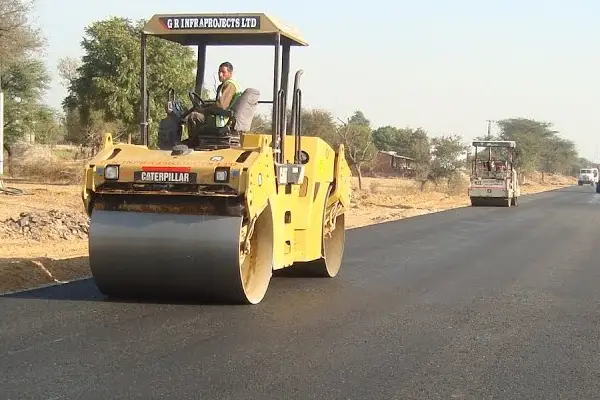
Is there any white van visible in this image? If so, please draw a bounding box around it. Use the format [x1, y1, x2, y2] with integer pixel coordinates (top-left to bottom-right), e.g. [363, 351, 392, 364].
[578, 168, 598, 186]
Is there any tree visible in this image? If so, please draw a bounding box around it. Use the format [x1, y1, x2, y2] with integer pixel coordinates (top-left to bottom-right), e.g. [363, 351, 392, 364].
[57, 57, 120, 151]
[64, 17, 203, 146]
[495, 117, 577, 183]
[1, 0, 51, 159]
[336, 111, 376, 190]
[254, 107, 339, 145]
[0, 0, 43, 64]
[57, 56, 80, 87]
[429, 135, 469, 182]
[1, 56, 51, 150]
[294, 109, 338, 145]
[570, 157, 596, 177]
[371, 125, 397, 151]
[348, 110, 370, 127]
[371, 126, 431, 178]
[27, 105, 62, 145]
[250, 113, 271, 133]
[539, 136, 577, 179]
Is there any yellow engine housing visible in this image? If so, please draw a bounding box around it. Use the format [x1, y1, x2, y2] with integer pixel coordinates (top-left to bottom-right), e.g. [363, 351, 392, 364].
[82, 132, 352, 270]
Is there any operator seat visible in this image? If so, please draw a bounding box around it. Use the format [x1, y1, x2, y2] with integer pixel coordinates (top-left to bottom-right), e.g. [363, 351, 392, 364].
[157, 100, 186, 150]
[194, 88, 261, 150]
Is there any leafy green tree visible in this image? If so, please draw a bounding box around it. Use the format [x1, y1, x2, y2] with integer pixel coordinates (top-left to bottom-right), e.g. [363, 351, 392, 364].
[497, 118, 552, 172]
[1, 0, 52, 161]
[1, 57, 51, 148]
[63, 17, 205, 146]
[395, 128, 431, 175]
[371, 126, 431, 178]
[495, 117, 578, 182]
[348, 110, 370, 127]
[570, 157, 596, 177]
[257, 108, 339, 145]
[540, 136, 577, 178]
[295, 109, 338, 145]
[371, 125, 397, 151]
[429, 135, 469, 181]
[61, 107, 125, 154]
[27, 105, 62, 145]
[57, 58, 120, 151]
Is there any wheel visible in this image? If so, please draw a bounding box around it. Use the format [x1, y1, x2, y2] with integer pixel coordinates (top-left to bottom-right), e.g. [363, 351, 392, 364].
[304, 193, 346, 277]
[317, 212, 345, 277]
[238, 208, 275, 304]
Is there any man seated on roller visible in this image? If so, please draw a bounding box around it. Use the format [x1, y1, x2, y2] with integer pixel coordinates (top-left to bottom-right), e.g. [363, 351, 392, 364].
[187, 61, 242, 143]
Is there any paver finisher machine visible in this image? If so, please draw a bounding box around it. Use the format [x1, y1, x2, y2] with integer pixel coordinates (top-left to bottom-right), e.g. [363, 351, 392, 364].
[81, 13, 353, 304]
[468, 140, 520, 207]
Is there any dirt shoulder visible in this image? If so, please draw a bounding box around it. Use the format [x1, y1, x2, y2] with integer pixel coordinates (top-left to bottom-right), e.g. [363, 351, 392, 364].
[0, 173, 575, 294]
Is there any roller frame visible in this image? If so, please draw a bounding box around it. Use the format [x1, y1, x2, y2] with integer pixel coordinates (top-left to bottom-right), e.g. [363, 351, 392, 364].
[81, 12, 354, 304]
[83, 133, 352, 304]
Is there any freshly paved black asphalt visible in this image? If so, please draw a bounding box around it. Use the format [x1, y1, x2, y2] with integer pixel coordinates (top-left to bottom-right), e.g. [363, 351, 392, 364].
[2, 185, 600, 400]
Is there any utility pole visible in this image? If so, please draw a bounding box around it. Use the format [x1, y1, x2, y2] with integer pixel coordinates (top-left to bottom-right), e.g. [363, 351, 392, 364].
[486, 119, 494, 140]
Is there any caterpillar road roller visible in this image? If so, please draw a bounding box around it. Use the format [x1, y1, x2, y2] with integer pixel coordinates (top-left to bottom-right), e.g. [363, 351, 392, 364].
[81, 13, 353, 304]
[468, 140, 520, 207]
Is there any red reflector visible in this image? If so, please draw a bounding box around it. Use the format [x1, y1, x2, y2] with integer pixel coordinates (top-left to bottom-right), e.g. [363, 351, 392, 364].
[141, 166, 191, 173]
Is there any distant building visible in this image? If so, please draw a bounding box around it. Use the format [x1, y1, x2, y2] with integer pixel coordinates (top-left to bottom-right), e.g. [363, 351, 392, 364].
[367, 150, 416, 178]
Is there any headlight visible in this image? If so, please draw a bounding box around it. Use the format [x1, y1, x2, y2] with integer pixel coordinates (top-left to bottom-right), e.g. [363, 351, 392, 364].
[214, 167, 229, 183]
[104, 165, 119, 180]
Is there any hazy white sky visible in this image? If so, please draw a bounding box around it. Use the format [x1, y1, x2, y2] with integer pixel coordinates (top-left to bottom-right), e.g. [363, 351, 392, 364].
[33, 0, 600, 160]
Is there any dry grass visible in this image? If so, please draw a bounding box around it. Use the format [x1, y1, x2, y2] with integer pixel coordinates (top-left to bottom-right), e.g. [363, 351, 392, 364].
[15, 159, 83, 184]
[0, 144, 577, 294]
[348, 176, 473, 229]
[363, 174, 470, 197]
[4, 143, 86, 185]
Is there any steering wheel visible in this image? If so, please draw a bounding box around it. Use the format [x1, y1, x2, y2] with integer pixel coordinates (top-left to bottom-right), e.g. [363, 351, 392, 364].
[188, 91, 206, 109]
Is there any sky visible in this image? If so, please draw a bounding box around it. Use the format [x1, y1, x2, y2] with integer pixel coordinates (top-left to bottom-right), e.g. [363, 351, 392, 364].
[32, 0, 600, 161]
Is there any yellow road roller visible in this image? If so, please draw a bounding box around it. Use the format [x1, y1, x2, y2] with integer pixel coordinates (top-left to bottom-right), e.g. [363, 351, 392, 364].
[81, 13, 353, 304]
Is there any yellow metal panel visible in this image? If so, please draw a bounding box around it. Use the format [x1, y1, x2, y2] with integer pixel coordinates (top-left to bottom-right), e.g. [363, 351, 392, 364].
[82, 132, 352, 271]
[143, 13, 308, 46]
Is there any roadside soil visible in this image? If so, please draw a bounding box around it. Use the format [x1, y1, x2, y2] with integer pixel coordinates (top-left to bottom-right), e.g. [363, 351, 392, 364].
[0, 172, 576, 293]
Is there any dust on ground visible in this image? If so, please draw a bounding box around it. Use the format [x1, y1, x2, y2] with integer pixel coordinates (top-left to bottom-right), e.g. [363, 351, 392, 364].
[0, 161, 576, 293]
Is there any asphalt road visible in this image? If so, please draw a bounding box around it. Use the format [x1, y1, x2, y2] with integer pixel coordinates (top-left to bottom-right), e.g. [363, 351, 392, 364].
[2, 185, 600, 400]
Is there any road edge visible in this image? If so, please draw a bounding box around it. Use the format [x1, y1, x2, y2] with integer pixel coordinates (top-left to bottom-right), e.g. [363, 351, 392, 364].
[1, 184, 574, 296]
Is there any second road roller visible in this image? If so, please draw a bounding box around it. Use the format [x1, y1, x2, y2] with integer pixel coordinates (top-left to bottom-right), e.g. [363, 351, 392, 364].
[81, 12, 353, 304]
